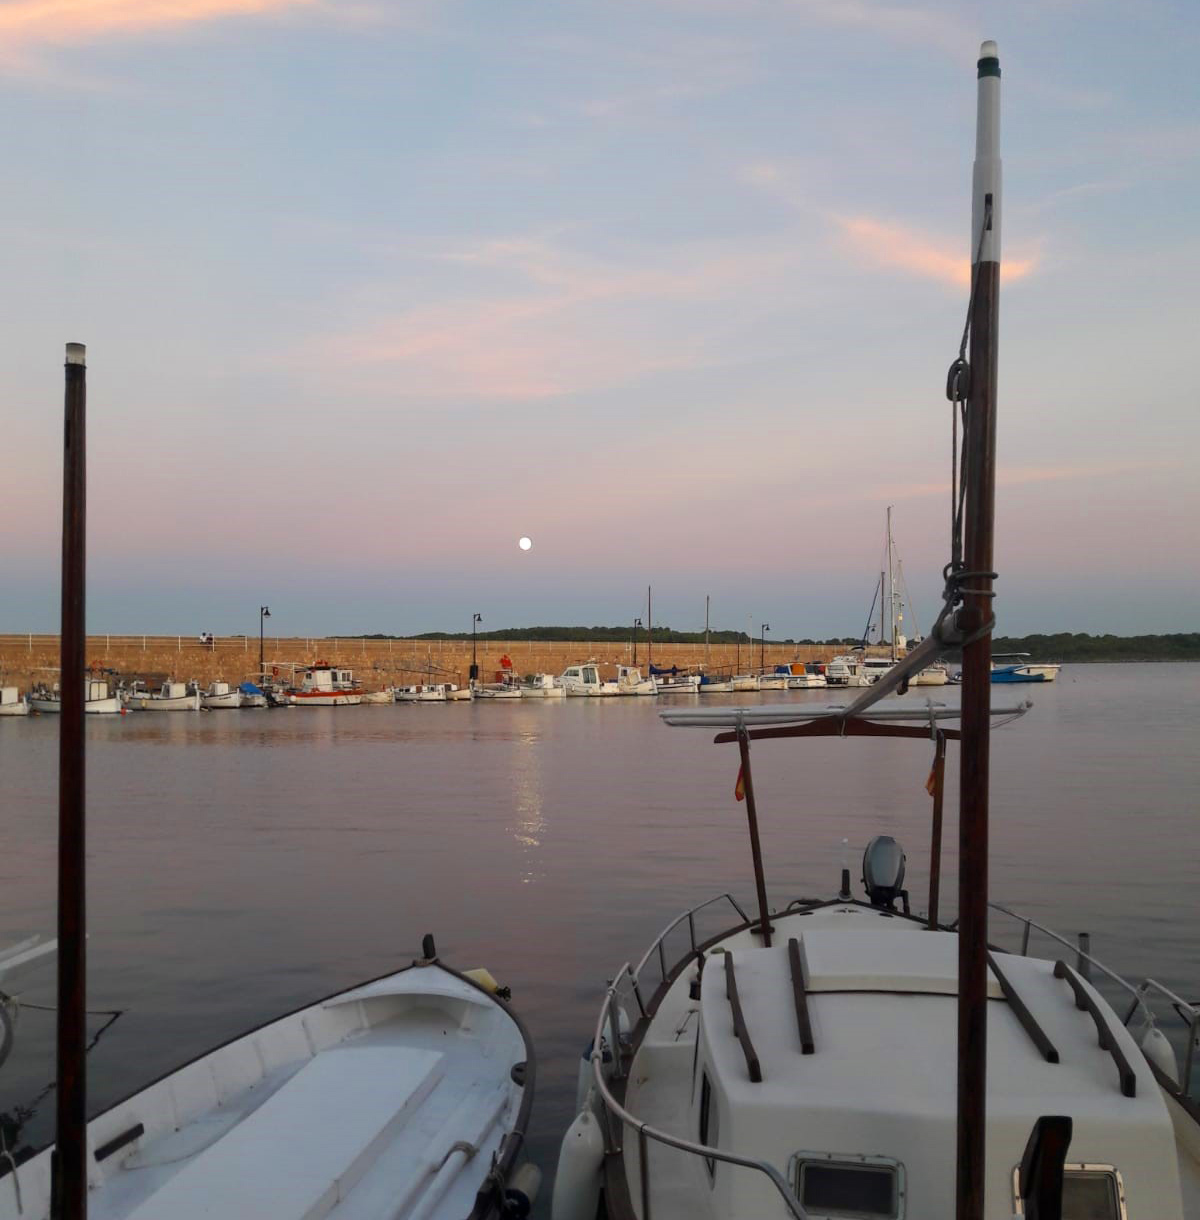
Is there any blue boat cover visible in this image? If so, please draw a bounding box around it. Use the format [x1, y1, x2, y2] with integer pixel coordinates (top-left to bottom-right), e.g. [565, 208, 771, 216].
[649, 664, 679, 676]
[239, 682, 265, 694]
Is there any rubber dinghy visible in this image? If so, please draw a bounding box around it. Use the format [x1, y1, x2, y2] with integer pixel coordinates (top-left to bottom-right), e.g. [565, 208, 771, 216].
[0, 941, 538, 1220]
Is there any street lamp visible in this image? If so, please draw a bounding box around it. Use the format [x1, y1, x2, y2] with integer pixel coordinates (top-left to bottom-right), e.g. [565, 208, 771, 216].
[471, 613, 482, 684]
[761, 622, 770, 671]
[259, 606, 271, 677]
[633, 617, 642, 665]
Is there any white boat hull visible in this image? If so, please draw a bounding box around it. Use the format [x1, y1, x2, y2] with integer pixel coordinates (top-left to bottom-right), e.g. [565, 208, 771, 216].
[124, 693, 201, 711]
[788, 674, 828, 689]
[698, 682, 734, 693]
[288, 692, 363, 706]
[520, 686, 565, 698]
[0, 961, 535, 1220]
[360, 691, 394, 704]
[0, 700, 29, 717]
[731, 676, 759, 692]
[201, 691, 243, 709]
[31, 696, 125, 714]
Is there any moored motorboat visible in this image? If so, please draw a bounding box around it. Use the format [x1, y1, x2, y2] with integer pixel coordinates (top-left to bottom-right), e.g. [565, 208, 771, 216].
[288, 665, 363, 706]
[560, 664, 619, 697]
[395, 683, 449, 702]
[912, 662, 950, 686]
[649, 665, 701, 695]
[616, 666, 657, 696]
[32, 678, 125, 714]
[361, 689, 394, 704]
[445, 683, 474, 701]
[730, 674, 759, 693]
[991, 653, 1061, 683]
[238, 682, 269, 707]
[520, 673, 565, 698]
[550, 44, 1200, 1220]
[755, 672, 788, 692]
[0, 687, 29, 716]
[122, 680, 200, 712]
[200, 680, 243, 709]
[0, 941, 540, 1220]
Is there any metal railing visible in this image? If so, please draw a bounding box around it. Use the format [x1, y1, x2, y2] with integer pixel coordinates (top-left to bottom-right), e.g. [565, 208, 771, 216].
[628, 892, 749, 1017]
[588, 894, 807, 1219]
[592, 963, 807, 1220]
[989, 902, 1199, 1100]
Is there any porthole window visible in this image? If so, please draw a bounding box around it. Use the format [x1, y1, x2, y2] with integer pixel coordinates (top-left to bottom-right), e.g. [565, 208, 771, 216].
[790, 1153, 904, 1219]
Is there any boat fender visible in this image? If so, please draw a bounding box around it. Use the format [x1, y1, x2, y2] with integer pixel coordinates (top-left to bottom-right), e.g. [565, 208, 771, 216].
[503, 1162, 543, 1218]
[421, 933, 437, 962]
[510, 1061, 527, 1087]
[551, 1109, 605, 1220]
[465, 967, 500, 994]
[1139, 1024, 1179, 1086]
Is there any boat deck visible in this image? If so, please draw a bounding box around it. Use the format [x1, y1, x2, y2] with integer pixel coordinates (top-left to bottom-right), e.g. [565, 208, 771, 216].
[1, 967, 529, 1220]
[616, 905, 1193, 1219]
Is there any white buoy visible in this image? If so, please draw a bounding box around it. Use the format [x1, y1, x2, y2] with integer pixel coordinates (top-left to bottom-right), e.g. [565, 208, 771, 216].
[1139, 1024, 1179, 1086]
[551, 1108, 606, 1220]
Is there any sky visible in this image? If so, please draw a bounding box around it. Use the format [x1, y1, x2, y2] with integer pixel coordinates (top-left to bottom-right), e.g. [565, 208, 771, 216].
[1, 0, 1197, 639]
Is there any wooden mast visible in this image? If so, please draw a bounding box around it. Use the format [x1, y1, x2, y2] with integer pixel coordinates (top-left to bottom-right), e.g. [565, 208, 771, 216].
[55, 343, 88, 1220]
[957, 40, 1001, 1220]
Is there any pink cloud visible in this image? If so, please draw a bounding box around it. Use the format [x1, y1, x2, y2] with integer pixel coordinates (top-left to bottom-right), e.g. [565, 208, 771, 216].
[0, 0, 315, 46]
[832, 214, 1039, 287]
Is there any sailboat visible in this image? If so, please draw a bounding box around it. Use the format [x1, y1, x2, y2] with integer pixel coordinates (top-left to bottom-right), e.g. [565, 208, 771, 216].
[2, 346, 541, 1220]
[550, 44, 1198, 1220]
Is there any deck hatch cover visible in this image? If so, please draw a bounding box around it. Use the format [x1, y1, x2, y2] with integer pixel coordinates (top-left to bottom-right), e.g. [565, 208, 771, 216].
[789, 1152, 904, 1219]
[1011, 1164, 1126, 1220]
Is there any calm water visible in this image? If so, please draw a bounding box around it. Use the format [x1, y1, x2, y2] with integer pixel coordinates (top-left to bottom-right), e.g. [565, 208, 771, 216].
[1, 664, 1198, 1210]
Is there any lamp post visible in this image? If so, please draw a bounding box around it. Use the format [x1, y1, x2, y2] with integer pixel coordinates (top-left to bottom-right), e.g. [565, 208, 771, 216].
[259, 606, 270, 677]
[761, 622, 770, 671]
[633, 617, 642, 665]
[471, 613, 482, 685]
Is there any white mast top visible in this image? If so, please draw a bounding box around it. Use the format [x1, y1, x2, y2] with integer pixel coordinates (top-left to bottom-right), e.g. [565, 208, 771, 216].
[972, 40, 1001, 266]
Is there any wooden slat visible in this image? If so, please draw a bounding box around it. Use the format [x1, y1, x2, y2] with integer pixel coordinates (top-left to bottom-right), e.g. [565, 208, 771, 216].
[986, 952, 1058, 1063]
[786, 939, 815, 1055]
[1053, 961, 1137, 1097]
[723, 953, 762, 1083]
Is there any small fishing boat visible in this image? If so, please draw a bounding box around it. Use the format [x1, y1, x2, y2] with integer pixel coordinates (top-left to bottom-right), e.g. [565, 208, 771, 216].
[560, 664, 619, 697]
[755, 672, 788, 692]
[395, 683, 449, 703]
[730, 674, 759, 693]
[786, 671, 827, 690]
[32, 678, 125, 715]
[445, 683, 474, 701]
[991, 653, 1061, 683]
[474, 681, 523, 700]
[123, 680, 201, 712]
[0, 687, 29, 717]
[520, 673, 565, 698]
[825, 654, 870, 687]
[361, 689, 395, 704]
[0, 934, 57, 1070]
[238, 682, 269, 708]
[616, 666, 657, 696]
[0, 940, 540, 1220]
[912, 662, 951, 686]
[200, 680, 242, 710]
[288, 665, 363, 706]
[698, 670, 735, 694]
[861, 656, 895, 685]
[551, 46, 1200, 1220]
[649, 666, 701, 695]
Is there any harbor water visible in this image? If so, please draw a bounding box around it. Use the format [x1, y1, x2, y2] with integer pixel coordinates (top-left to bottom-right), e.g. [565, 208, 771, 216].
[1, 662, 1197, 1211]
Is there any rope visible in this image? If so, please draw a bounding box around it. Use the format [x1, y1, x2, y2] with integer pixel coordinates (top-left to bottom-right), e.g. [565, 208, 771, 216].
[933, 199, 997, 650]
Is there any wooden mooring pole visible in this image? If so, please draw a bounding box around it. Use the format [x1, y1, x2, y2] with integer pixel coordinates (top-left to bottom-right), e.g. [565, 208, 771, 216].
[55, 343, 88, 1220]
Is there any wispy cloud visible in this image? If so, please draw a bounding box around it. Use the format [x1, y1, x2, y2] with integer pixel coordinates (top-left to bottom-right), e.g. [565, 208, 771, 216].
[832, 214, 1040, 287]
[0, 0, 315, 48]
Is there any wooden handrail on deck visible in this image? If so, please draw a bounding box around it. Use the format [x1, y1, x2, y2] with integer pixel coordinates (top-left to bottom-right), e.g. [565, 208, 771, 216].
[724, 953, 762, 1082]
[787, 939, 816, 1055]
[1054, 961, 1137, 1097]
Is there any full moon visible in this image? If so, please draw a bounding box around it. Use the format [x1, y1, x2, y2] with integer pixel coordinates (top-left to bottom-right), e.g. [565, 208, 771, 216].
[518, 536, 533, 551]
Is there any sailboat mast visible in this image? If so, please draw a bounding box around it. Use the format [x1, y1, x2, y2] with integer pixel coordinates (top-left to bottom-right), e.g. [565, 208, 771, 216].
[705, 594, 710, 666]
[957, 41, 1002, 1220]
[647, 585, 652, 668]
[56, 343, 88, 1219]
[878, 571, 886, 646]
[887, 506, 897, 662]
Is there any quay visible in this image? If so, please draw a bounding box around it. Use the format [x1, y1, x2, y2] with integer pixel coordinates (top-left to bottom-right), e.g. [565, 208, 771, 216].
[0, 634, 878, 694]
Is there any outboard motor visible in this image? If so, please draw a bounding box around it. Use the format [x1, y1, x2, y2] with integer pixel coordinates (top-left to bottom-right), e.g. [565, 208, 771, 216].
[862, 836, 908, 912]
